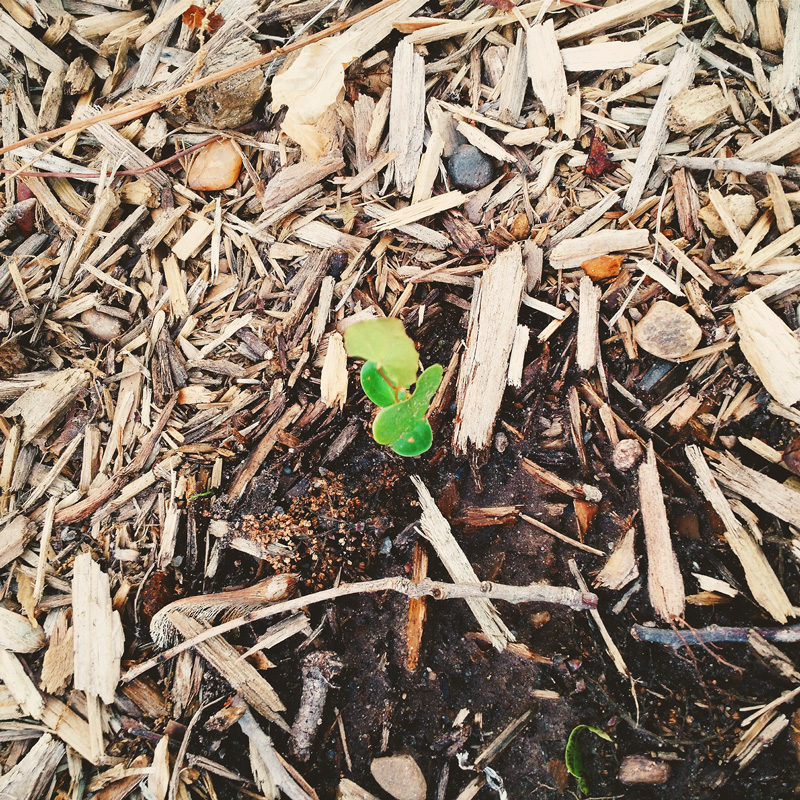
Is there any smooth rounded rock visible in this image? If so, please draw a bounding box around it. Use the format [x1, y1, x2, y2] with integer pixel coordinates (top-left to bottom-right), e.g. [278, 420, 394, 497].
[447, 144, 495, 191]
[370, 755, 426, 800]
[187, 139, 243, 191]
[633, 301, 702, 360]
[613, 438, 643, 471]
[81, 308, 123, 342]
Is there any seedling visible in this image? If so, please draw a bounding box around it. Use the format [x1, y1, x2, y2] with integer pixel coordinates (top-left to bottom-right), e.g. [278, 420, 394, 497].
[344, 318, 443, 457]
[565, 724, 613, 796]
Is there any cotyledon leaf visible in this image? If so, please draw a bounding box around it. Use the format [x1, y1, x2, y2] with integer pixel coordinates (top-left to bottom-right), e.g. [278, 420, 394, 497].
[391, 419, 433, 456]
[360, 361, 397, 407]
[344, 318, 419, 388]
[372, 400, 419, 445]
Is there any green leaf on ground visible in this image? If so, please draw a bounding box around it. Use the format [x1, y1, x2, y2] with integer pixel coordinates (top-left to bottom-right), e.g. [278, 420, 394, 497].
[565, 725, 613, 796]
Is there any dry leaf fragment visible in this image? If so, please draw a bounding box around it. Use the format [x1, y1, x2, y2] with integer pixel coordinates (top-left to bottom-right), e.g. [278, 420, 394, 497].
[584, 129, 615, 179]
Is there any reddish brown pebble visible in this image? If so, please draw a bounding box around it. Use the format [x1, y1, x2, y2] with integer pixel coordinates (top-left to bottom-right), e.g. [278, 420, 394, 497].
[186, 139, 243, 191]
[613, 439, 643, 471]
[617, 755, 671, 785]
[633, 301, 702, 360]
[509, 212, 530, 240]
[581, 253, 623, 280]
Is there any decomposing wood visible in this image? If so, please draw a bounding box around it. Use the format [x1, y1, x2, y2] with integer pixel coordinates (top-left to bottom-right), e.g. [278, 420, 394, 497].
[526, 20, 567, 118]
[388, 39, 425, 197]
[453, 243, 524, 455]
[290, 651, 342, 761]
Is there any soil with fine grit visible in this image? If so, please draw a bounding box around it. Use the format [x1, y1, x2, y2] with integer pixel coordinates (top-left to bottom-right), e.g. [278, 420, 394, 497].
[191, 400, 800, 800]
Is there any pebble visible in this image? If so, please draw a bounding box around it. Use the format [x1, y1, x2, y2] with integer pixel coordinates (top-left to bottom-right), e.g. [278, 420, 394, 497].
[633, 301, 702, 360]
[187, 139, 243, 191]
[617, 755, 671, 785]
[447, 144, 495, 191]
[81, 308, 123, 342]
[612, 439, 643, 471]
[370, 755, 426, 800]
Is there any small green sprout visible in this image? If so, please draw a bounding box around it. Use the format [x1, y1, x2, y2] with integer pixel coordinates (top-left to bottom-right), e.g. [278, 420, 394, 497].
[344, 318, 443, 457]
[565, 725, 613, 796]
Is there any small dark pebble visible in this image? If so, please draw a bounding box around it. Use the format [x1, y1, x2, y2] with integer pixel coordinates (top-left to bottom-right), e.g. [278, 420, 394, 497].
[447, 144, 495, 191]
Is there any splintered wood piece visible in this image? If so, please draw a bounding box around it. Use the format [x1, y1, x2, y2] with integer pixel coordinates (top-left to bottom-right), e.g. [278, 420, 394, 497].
[499, 29, 527, 125]
[507, 325, 529, 387]
[757, 0, 784, 52]
[561, 41, 643, 73]
[638, 441, 685, 622]
[411, 476, 513, 650]
[226, 403, 302, 502]
[784, 3, 800, 100]
[0, 733, 64, 800]
[595, 528, 639, 591]
[0, 646, 44, 719]
[261, 151, 345, 211]
[733, 294, 800, 406]
[685, 445, 795, 623]
[550, 228, 649, 269]
[168, 612, 288, 728]
[283, 249, 330, 333]
[739, 118, 800, 163]
[389, 39, 425, 197]
[526, 20, 567, 118]
[556, 0, 678, 43]
[766, 172, 794, 234]
[623, 43, 699, 213]
[72, 552, 124, 705]
[576, 276, 601, 371]
[405, 542, 428, 672]
[372, 191, 468, 231]
[239, 710, 318, 800]
[711, 452, 800, 527]
[2, 369, 89, 444]
[0, 515, 35, 569]
[453, 243, 524, 455]
[320, 332, 348, 410]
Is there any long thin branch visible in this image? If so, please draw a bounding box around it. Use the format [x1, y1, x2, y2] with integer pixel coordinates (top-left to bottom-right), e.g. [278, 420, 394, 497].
[632, 622, 800, 648]
[0, 0, 402, 158]
[122, 576, 598, 683]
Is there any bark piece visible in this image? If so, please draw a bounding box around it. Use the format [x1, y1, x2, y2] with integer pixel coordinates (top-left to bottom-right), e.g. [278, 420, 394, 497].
[638, 441, 685, 622]
[453, 243, 524, 455]
[576, 276, 601, 371]
[549, 228, 649, 269]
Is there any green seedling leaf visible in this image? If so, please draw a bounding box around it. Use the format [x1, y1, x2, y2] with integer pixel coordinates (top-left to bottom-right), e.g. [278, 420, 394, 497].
[409, 363, 443, 416]
[565, 725, 613, 796]
[372, 400, 419, 445]
[360, 362, 397, 407]
[391, 419, 433, 456]
[344, 318, 419, 388]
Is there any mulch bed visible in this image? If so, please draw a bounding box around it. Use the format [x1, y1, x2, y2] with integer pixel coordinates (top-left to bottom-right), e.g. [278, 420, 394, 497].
[2, 0, 800, 798]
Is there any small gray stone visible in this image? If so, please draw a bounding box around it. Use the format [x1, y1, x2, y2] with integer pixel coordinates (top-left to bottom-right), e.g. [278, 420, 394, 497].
[81, 308, 122, 342]
[447, 144, 495, 191]
[370, 755, 426, 800]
